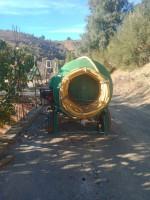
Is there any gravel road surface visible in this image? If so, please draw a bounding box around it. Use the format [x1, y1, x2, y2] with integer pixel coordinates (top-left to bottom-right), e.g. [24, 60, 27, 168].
[0, 95, 150, 200]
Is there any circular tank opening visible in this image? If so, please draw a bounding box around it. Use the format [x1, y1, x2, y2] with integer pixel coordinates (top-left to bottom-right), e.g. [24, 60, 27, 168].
[68, 74, 99, 106]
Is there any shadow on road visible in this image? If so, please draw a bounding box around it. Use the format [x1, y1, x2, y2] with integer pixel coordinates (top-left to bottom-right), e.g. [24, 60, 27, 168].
[0, 97, 150, 200]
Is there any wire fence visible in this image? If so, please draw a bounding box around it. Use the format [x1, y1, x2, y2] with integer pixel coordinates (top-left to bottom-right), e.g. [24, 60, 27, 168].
[0, 94, 40, 136]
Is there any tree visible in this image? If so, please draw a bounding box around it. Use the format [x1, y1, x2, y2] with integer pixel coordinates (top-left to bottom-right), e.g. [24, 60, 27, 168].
[58, 60, 65, 70]
[65, 52, 76, 63]
[106, 0, 150, 70]
[79, 0, 133, 52]
[0, 40, 34, 127]
[67, 37, 72, 40]
[40, 35, 45, 40]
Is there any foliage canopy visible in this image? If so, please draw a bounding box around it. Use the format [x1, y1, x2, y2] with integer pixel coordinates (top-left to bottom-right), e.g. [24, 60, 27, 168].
[106, 1, 150, 70]
[79, 0, 133, 53]
[0, 40, 34, 127]
[78, 0, 150, 71]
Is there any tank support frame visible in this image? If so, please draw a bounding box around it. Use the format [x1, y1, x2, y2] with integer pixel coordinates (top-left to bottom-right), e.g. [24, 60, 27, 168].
[47, 106, 111, 136]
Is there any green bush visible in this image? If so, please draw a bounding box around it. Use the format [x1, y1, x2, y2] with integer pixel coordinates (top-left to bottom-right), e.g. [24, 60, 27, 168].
[0, 40, 34, 127]
[65, 52, 76, 64]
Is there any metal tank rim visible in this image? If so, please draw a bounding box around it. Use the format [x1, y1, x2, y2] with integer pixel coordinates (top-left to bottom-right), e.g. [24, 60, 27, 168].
[59, 65, 110, 119]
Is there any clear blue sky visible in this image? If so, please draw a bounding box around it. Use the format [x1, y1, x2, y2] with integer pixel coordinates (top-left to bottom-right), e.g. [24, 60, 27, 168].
[0, 0, 142, 41]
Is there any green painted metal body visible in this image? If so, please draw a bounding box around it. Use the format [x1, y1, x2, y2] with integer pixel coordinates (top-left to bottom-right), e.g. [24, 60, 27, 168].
[51, 58, 113, 118]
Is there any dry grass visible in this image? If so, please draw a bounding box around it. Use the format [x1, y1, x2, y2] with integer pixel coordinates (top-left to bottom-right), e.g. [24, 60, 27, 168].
[111, 63, 150, 107]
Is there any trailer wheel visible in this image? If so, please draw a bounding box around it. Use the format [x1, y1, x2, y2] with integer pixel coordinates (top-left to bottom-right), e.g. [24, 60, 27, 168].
[97, 108, 111, 135]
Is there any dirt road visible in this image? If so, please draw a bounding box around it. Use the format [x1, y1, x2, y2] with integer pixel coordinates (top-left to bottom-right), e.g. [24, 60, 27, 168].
[0, 92, 150, 200]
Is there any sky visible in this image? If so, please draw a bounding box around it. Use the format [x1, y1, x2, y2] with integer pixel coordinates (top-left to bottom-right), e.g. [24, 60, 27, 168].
[0, 0, 142, 41]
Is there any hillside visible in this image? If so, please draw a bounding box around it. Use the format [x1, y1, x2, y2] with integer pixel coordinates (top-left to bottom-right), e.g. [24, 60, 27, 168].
[0, 29, 80, 61]
[61, 39, 80, 51]
[111, 63, 150, 113]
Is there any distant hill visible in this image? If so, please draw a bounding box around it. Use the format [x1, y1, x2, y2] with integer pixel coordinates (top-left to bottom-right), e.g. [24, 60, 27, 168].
[61, 39, 80, 51]
[0, 29, 80, 61]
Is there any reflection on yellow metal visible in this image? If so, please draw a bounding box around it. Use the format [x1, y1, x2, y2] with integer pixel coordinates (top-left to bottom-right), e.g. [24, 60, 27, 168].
[59, 63, 110, 119]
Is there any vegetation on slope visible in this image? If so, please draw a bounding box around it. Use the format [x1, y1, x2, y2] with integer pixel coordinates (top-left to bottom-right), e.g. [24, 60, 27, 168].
[106, 1, 150, 70]
[78, 0, 150, 71]
[79, 0, 133, 53]
[0, 29, 80, 62]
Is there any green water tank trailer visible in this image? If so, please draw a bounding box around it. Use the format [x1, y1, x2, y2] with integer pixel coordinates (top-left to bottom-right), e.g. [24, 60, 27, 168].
[50, 56, 113, 119]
